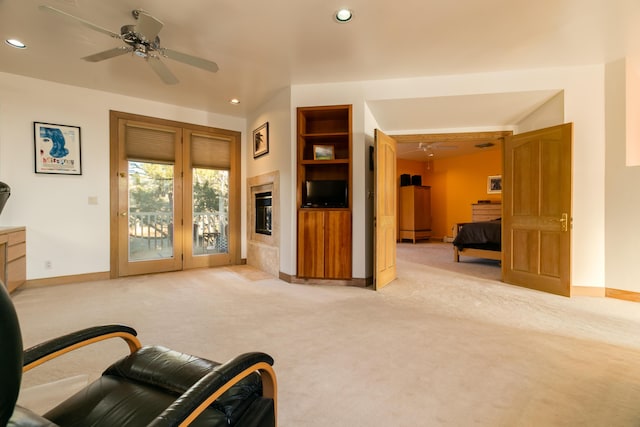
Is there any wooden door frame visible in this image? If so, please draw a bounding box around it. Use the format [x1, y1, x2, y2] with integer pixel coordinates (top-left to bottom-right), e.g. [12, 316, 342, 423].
[109, 110, 241, 278]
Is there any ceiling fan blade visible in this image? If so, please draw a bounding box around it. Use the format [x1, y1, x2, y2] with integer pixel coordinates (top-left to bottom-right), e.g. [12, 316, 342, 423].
[161, 48, 219, 73]
[134, 10, 164, 41]
[82, 46, 132, 62]
[38, 5, 121, 40]
[147, 56, 179, 85]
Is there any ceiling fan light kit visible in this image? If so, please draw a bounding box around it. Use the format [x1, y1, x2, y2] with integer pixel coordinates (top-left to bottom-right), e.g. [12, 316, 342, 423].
[39, 5, 218, 84]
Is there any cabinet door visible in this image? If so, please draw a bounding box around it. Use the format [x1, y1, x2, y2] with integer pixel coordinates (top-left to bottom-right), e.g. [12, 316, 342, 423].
[325, 211, 351, 279]
[298, 210, 325, 278]
[399, 187, 414, 230]
[415, 187, 431, 230]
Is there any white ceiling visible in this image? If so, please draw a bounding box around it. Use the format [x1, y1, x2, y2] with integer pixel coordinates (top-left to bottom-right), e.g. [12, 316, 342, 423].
[1, 0, 638, 140]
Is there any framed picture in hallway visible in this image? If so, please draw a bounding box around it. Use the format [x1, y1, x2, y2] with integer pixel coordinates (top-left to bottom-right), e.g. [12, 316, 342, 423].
[33, 122, 82, 175]
[487, 175, 502, 194]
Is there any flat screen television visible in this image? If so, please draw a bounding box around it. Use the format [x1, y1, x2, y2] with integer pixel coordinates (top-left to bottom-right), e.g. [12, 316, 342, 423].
[303, 180, 348, 208]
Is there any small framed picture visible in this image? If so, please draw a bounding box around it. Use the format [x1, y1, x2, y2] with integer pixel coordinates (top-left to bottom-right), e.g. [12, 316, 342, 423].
[487, 175, 502, 194]
[34, 122, 82, 175]
[313, 144, 334, 160]
[253, 122, 269, 158]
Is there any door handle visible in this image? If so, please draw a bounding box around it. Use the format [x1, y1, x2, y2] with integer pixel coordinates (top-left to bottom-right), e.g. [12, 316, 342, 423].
[550, 213, 568, 231]
[559, 213, 568, 232]
[120, 212, 127, 217]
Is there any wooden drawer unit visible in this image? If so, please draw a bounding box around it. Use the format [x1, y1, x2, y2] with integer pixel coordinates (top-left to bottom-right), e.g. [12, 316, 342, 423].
[471, 203, 501, 222]
[0, 226, 26, 292]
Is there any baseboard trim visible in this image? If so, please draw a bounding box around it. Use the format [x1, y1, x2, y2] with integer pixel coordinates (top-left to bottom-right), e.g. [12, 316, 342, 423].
[571, 286, 606, 297]
[24, 271, 110, 289]
[605, 288, 640, 303]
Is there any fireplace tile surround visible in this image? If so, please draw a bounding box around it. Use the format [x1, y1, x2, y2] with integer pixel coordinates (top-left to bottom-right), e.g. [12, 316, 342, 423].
[247, 171, 279, 277]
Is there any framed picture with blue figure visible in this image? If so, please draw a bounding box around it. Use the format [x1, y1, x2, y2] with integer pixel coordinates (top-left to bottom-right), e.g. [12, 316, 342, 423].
[34, 122, 82, 175]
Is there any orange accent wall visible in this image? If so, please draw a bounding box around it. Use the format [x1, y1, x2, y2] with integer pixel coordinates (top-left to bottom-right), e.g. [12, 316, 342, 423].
[396, 159, 429, 186]
[397, 149, 502, 239]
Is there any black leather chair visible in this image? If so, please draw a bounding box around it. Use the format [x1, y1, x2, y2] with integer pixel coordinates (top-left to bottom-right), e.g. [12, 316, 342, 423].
[0, 284, 277, 427]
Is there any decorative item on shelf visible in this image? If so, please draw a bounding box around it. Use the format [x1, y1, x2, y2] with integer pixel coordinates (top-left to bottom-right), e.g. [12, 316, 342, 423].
[0, 181, 10, 215]
[313, 144, 334, 160]
[34, 122, 82, 175]
[487, 175, 502, 194]
[253, 122, 269, 158]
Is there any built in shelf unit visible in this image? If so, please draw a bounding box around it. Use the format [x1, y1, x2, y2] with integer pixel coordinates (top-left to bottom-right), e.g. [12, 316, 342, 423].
[296, 105, 352, 280]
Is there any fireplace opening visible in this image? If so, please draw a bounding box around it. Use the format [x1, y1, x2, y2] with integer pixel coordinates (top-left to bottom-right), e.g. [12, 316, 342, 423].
[255, 191, 272, 235]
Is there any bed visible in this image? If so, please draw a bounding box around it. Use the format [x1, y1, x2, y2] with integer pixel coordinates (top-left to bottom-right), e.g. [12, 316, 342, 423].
[452, 219, 502, 262]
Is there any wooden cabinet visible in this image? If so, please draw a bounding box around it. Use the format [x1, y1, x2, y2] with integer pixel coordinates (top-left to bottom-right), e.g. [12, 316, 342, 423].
[296, 105, 352, 280]
[297, 210, 351, 279]
[472, 203, 501, 222]
[399, 186, 431, 243]
[0, 226, 26, 292]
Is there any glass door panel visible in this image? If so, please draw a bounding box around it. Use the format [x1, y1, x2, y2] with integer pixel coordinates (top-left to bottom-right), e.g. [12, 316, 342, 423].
[192, 168, 229, 256]
[128, 161, 175, 261]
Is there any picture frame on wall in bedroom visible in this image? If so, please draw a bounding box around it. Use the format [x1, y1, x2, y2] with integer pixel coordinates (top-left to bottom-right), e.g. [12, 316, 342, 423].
[487, 175, 502, 194]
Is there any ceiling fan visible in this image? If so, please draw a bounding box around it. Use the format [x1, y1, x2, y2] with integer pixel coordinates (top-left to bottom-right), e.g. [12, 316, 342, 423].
[411, 142, 458, 157]
[39, 5, 219, 85]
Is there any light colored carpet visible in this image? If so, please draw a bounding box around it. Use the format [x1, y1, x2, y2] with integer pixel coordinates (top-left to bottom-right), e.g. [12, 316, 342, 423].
[11, 244, 640, 426]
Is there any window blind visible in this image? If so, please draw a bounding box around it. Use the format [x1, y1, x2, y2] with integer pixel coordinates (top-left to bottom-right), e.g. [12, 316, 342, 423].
[125, 123, 177, 162]
[191, 133, 230, 169]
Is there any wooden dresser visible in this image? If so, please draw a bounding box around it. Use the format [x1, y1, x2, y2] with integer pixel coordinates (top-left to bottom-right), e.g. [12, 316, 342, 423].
[0, 226, 26, 292]
[399, 185, 431, 243]
[471, 203, 501, 222]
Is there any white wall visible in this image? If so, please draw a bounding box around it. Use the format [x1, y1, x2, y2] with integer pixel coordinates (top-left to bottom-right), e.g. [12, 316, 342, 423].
[626, 57, 640, 166]
[0, 72, 246, 280]
[2, 63, 625, 291]
[605, 59, 640, 292]
[292, 65, 607, 287]
[363, 104, 379, 279]
[516, 91, 565, 133]
[245, 87, 293, 274]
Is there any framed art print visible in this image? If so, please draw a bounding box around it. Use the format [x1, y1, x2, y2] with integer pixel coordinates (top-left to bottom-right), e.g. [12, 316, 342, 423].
[253, 122, 269, 158]
[487, 175, 502, 194]
[34, 122, 82, 175]
[313, 144, 334, 160]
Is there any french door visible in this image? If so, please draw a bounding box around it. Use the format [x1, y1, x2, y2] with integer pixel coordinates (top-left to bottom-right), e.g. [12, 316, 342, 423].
[110, 111, 240, 277]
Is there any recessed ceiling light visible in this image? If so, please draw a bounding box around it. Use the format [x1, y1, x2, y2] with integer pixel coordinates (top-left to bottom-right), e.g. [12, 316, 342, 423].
[5, 39, 26, 49]
[229, 98, 240, 105]
[334, 8, 353, 23]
